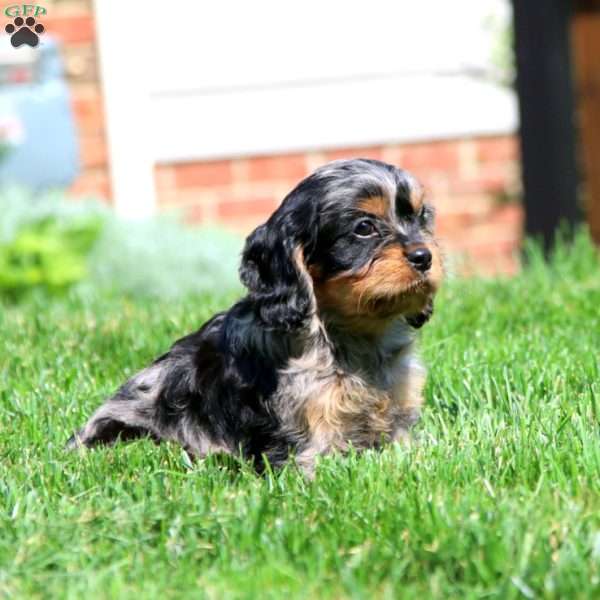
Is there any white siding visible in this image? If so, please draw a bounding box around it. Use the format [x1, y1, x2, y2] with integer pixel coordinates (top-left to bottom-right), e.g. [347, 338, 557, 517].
[95, 0, 515, 211]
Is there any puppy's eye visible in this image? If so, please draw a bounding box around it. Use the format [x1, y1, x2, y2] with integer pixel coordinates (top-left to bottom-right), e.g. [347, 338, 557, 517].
[418, 204, 435, 228]
[353, 220, 377, 237]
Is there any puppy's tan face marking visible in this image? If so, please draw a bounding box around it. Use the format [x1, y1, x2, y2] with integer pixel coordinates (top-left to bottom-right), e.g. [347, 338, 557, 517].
[313, 244, 441, 331]
[408, 182, 424, 213]
[357, 196, 389, 219]
[311, 177, 442, 330]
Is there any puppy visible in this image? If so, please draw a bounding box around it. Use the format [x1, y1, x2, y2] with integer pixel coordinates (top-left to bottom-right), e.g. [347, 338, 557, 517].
[67, 159, 443, 475]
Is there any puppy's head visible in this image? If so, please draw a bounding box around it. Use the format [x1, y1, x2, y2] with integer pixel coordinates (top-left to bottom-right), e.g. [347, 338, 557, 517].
[240, 159, 442, 333]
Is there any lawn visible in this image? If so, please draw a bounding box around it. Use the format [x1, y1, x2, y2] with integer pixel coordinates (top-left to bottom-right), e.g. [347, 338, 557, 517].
[1, 234, 600, 599]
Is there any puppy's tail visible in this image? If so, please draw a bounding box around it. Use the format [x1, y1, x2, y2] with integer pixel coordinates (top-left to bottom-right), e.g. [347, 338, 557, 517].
[65, 363, 165, 450]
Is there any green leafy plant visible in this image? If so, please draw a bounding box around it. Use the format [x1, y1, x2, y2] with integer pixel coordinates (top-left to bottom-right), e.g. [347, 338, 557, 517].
[0, 187, 244, 303]
[0, 216, 101, 300]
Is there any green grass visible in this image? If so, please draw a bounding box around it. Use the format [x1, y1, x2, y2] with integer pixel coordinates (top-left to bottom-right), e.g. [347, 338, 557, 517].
[1, 232, 600, 599]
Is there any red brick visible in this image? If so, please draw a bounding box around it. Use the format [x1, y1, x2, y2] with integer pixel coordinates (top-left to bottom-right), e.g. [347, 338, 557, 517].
[401, 141, 460, 174]
[174, 161, 233, 188]
[71, 94, 105, 134]
[433, 193, 494, 216]
[68, 168, 111, 201]
[476, 136, 519, 163]
[62, 44, 98, 83]
[185, 204, 207, 224]
[491, 204, 524, 227]
[157, 190, 197, 208]
[323, 146, 383, 162]
[79, 133, 107, 168]
[435, 213, 474, 236]
[451, 241, 521, 270]
[154, 166, 176, 192]
[216, 196, 279, 220]
[449, 164, 515, 194]
[448, 221, 521, 249]
[217, 217, 271, 235]
[44, 15, 95, 44]
[246, 154, 308, 182]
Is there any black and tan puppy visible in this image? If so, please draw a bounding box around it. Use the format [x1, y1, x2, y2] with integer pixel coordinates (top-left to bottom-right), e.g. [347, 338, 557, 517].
[67, 159, 443, 475]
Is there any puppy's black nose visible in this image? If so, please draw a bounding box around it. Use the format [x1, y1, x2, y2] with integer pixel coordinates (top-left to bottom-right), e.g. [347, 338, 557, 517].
[407, 247, 432, 272]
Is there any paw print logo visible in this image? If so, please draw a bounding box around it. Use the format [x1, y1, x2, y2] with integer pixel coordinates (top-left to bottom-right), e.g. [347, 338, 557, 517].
[5, 16, 44, 48]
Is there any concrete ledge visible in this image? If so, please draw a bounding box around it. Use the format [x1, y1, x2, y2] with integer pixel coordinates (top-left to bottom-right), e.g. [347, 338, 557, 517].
[151, 74, 518, 163]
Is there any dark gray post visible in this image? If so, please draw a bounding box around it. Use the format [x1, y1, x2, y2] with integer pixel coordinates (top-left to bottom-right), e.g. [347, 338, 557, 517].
[512, 0, 581, 250]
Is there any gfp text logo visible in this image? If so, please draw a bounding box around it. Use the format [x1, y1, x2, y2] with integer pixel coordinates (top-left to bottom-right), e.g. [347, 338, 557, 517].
[4, 4, 46, 47]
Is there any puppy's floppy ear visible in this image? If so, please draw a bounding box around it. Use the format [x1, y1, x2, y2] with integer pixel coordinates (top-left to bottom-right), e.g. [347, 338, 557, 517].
[240, 188, 319, 330]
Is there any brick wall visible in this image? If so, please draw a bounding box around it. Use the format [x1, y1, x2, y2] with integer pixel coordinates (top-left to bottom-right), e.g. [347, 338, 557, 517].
[156, 137, 523, 274]
[44, 0, 110, 200]
[49, 0, 523, 275]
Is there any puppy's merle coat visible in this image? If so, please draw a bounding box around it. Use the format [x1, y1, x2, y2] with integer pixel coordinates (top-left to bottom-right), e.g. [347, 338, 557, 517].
[68, 159, 443, 475]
